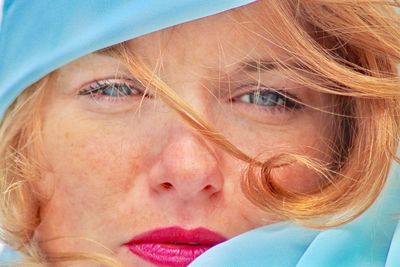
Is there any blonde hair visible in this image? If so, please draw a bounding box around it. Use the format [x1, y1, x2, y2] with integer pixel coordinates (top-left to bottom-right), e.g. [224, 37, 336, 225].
[0, 0, 399, 266]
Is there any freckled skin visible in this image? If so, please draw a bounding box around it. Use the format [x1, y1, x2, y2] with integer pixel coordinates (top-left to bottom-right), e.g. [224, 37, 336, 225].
[33, 3, 334, 267]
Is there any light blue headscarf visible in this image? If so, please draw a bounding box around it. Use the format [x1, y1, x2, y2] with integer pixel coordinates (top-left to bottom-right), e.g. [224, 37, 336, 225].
[1, 1, 399, 266]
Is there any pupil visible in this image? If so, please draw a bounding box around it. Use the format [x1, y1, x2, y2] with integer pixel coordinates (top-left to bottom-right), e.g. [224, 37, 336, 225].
[254, 92, 282, 107]
[103, 85, 131, 97]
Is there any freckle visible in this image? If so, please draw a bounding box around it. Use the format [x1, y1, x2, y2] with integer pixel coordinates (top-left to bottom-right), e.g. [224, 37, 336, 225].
[121, 161, 140, 192]
[123, 177, 136, 192]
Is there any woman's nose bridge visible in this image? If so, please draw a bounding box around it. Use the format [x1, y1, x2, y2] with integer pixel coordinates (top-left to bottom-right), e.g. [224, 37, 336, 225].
[162, 131, 218, 177]
[157, 128, 223, 199]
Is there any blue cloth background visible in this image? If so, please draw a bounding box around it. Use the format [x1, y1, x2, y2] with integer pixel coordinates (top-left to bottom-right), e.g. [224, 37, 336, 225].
[1, 1, 399, 266]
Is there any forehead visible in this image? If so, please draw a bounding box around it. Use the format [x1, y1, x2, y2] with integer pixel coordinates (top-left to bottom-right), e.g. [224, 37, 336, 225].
[61, 2, 295, 79]
[126, 2, 285, 69]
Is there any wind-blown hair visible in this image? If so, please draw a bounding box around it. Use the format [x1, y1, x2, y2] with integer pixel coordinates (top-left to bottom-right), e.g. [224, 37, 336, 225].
[0, 0, 399, 266]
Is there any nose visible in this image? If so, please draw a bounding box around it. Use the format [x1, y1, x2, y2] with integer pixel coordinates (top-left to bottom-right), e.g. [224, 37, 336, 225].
[149, 129, 223, 201]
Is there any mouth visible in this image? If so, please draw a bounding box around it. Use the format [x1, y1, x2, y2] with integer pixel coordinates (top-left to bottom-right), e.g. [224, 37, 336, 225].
[124, 226, 227, 267]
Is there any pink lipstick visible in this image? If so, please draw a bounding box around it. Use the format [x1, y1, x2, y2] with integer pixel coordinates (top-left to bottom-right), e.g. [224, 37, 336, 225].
[125, 227, 227, 267]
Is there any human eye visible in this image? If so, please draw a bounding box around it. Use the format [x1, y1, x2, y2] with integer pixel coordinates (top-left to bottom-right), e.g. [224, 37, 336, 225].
[78, 79, 146, 102]
[233, 84, 302, 112]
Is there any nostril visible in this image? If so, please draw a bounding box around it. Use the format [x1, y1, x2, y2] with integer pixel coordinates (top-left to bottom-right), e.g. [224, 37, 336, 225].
[161, 182, 173, 190]
[203, 184, 219, 198]
[203, 185, 212, 191]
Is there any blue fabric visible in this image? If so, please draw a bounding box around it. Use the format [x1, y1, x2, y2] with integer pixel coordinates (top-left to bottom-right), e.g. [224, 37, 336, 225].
[0, 245, 20, 264]
[190, 163, 400, 267]
[0, 0, 256, 119]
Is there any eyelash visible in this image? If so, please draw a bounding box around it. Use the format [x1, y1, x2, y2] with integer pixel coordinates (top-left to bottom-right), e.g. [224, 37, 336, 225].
[233, 87, 302, 111]
[78, 80, 302, 112]
[78, 80, 145, 101]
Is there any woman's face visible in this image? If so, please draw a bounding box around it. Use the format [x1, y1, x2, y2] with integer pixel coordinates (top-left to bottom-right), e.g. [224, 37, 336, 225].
[34, 4, 334, 267]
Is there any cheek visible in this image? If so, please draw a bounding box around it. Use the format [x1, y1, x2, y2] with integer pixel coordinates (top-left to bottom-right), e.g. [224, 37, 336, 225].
[267, 128, 333, 193]
[38, 118, 151, 219]
[271, 165, 323, 193]
[35, 118, 153, 249]
[220, 114, 333, 193]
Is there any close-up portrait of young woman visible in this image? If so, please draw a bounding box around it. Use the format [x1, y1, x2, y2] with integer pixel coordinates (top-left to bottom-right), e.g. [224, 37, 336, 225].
[0, 0, 399, 266]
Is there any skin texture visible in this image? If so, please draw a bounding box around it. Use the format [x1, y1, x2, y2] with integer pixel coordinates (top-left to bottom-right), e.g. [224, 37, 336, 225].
[33, 3, 334, 266]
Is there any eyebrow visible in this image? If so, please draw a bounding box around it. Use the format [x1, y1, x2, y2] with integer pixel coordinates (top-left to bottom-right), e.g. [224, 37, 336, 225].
[92, 49, 298, 74]
[240, 59, 307, 73]
[240, 59, 279, 72]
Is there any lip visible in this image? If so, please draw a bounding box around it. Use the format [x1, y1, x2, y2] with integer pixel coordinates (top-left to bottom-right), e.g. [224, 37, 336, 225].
[124, 226, 227, 267]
